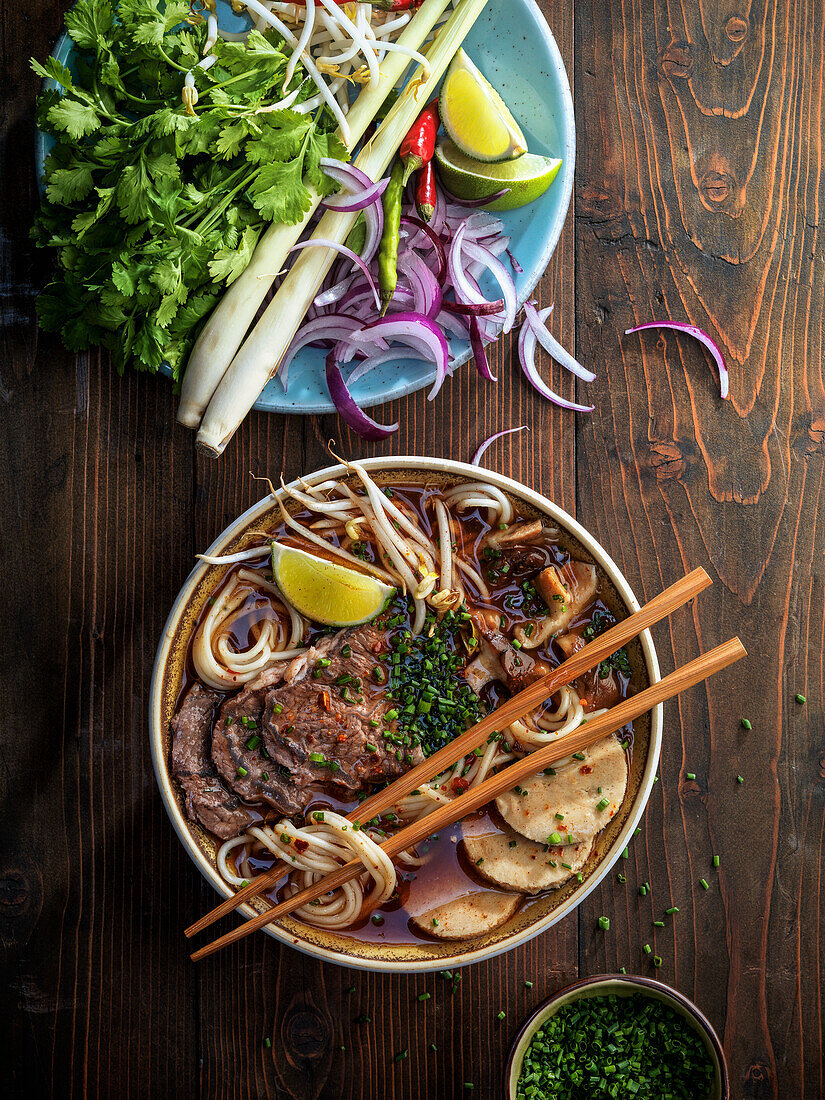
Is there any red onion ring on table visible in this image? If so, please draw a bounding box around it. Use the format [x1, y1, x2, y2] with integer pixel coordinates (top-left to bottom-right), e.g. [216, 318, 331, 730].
[625, 320, 729, 399]
[518, 306, 595, 413]
[523, 301, 596, 383]
[471, 425, 530, 466]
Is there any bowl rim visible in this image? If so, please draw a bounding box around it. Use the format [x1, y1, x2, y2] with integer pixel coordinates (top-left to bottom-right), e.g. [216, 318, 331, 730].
[150, 456, 663, 972]
[504, 972, 730, 1100]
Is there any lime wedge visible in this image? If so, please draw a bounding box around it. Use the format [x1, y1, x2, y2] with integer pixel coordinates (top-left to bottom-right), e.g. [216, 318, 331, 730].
[439, 48, 527, 163]
[271, 543, 395, 627]
[434, 139, 562, 212]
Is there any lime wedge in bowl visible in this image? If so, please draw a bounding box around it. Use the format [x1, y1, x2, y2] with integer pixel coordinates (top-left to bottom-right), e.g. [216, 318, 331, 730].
[439, 48, 527, 162]
[435, 139, 563, 212]
[271, 543, 395, 626]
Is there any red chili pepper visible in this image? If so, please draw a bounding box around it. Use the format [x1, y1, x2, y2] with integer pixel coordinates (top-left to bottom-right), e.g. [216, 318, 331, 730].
[400, 98, 439, 185]
[415, 161, 436, 223]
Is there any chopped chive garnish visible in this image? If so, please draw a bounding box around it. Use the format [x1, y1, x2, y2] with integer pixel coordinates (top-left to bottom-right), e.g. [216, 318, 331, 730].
[596, 798, 610, 812]
[547, 832, 563, 845]
[700, 878, 710, 890]
[643, 943, 652, 955]
[686, 772, 696, 780]
[741, 718, 752, 730]
[496, 1010, 506, 1020]
[713, 855, 720, 868]
[237, 766, 248, 777]
[796, 693, 806, 704]
[665, 906, 679, 915]
[524, 980, 533, 988]
[652, 955, 663, 968]
[653, 921, 665, 927]
[736, 775, 744, 784]
[572, 752, 586, 761]
[617, 874, 626, 884]
[598, 916, 610, 931]
[263, 1037, 271, 1049]
[418, 992, 431, 1001]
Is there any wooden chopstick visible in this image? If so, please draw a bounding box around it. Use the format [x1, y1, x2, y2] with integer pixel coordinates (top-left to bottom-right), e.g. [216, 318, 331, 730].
[185, 566, 711, 939]
[190, 637, 744, 961]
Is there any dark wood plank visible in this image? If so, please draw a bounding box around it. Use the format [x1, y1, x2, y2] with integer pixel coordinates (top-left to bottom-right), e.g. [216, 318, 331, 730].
[575, 0, 825, 1096]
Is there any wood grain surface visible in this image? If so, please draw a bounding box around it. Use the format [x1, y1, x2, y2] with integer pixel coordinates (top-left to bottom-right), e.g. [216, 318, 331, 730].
[1, 0, 823, 1096]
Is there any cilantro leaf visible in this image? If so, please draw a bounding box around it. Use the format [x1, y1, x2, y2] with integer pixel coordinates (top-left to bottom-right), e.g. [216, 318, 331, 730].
[305, 129, 348, 196]
[31, 56, 76, 92]
[245, 111, 311, 164]
[47, 98, 101, 139]
[247, 158, 313, 224]
[65, 0, 114, 52]
[208, 225, 262, 285]
[46, 165, 95, 204]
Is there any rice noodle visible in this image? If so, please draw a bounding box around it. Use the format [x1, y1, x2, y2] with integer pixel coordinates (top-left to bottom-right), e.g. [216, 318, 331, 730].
[192, 568, 307, 689]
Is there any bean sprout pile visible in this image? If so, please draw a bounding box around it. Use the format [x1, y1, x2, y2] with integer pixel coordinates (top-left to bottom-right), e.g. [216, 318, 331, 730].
[187, 1, 449, 143]
[192, 463, 602, 930]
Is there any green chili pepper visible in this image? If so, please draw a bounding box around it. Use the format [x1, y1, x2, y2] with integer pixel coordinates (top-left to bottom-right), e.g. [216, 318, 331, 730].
[378, 157, 405, 315]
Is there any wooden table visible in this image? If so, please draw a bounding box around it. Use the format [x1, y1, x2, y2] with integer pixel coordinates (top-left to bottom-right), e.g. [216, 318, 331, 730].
[3, 1, 823, 1096]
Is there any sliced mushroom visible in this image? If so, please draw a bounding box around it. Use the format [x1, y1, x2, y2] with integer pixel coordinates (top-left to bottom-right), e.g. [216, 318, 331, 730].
[495, 735, 628, 844]
[481, 519, 545, 550]
[409, 890, 523, 940]
[463, 822, 594, 893]
[516, 561, 598, 649]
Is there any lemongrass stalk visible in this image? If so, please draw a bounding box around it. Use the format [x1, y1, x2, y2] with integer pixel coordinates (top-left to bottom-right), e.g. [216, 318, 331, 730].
[197, 0, 489, 456]
[177, 0, 452, 429]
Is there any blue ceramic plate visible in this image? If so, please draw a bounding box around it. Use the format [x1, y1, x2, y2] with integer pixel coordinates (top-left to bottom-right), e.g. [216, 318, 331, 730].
[36, 0, 574, 414]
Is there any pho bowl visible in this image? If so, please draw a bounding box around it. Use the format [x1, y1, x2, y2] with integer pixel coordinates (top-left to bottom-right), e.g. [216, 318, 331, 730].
[505, 974, 729, 1100]
[150, 457, 662, 972]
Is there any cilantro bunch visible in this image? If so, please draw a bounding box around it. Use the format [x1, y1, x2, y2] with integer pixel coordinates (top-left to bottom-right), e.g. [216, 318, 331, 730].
[32, 0, 346, 378]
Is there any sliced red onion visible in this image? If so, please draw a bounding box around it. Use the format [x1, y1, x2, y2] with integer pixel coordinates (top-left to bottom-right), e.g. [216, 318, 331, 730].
[353, 313, 450, 401]
[325, 351, 398, 441]
[435, 310, 471, 341]
[523, 302, 596, 383]
[449, 222, 488, 307]
[625, 321, 730, 399]
[506, 248, 523, 274]
[280, 315, 386, 391]
[443, 298, 505, 316]
[469, 316, 496, 382]
[398, 251, 442, 319]
[518, 315, 594, 413]
[288, 239, 381, 311]
[319, 158, 383, 264]
[321, 175, 390, 212]
[314, 271, 358, 309]
[440, 184, 511, 208]
[459, 238, 518, 333]
[471, 425, 529, 466]
[400, 216, 447, 279]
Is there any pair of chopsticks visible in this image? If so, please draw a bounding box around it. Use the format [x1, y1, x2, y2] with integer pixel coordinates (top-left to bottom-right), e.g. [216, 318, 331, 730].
[187, 566, 744, 961]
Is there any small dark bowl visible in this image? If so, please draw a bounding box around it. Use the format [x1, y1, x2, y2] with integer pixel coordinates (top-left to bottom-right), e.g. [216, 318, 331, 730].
[505, 973, 729, 1100]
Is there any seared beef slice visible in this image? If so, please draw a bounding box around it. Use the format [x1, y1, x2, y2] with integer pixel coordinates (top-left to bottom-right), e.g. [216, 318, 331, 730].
[171, 683, 260, 839]
[215, 663, 307, 817]
[262, 627, 424, 791]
